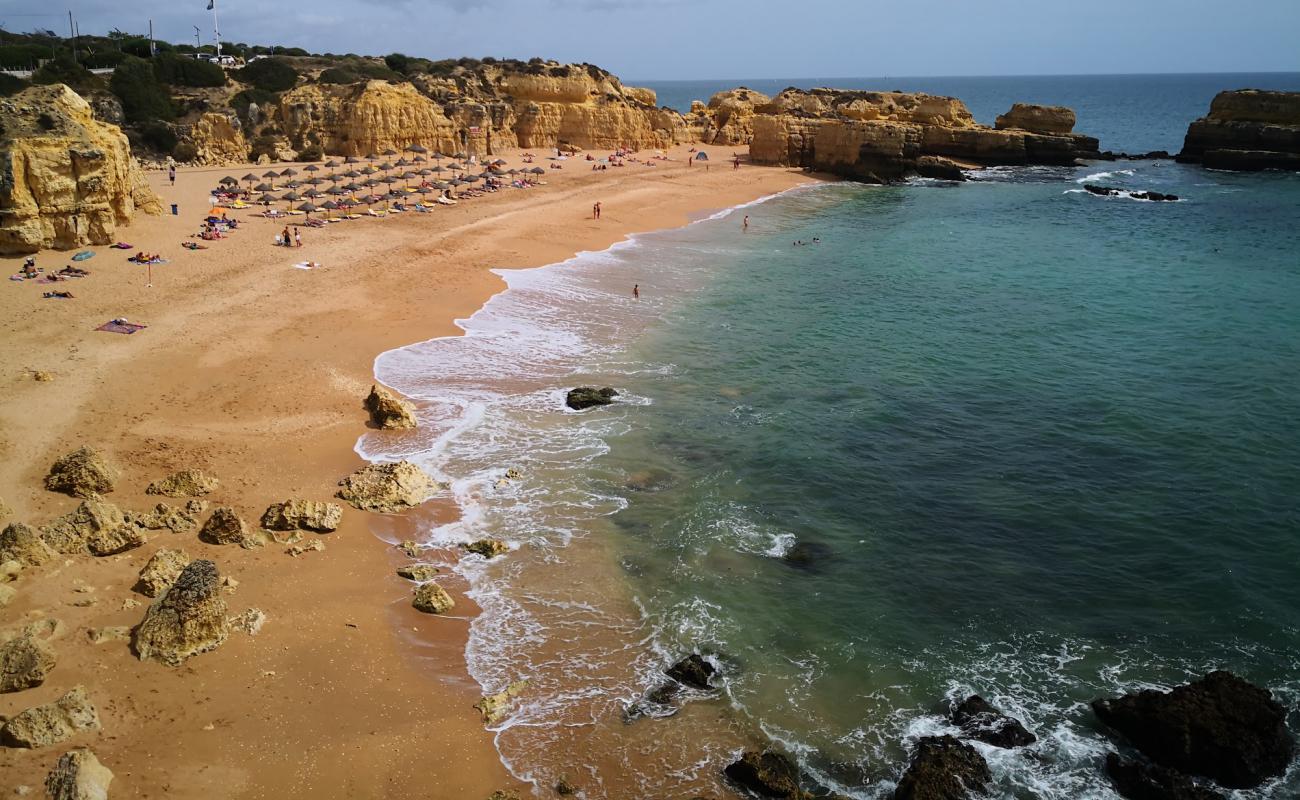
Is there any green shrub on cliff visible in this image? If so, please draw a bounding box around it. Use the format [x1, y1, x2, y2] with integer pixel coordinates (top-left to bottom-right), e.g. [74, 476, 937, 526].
[110, 56, 174, 123]
[153, 52, 226, 88]
[32, 55, 94, 89]
[138, 121, 178, 153]
[0, 72, 28, 97]
[236, 57, 298, 92]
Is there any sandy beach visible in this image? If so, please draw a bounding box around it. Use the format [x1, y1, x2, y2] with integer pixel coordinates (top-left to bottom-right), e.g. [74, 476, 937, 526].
[0, 144, 815, 797]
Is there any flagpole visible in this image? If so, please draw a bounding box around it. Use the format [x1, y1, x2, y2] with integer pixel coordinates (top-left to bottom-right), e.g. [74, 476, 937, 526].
[211, 0, 221, 59]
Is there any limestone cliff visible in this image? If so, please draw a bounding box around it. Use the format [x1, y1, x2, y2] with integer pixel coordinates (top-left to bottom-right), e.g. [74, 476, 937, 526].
[187, 112, 250, 166]
[274, 81, 460, 157]
[0, 84, 161, 255]
[694, 88, 772, 146]
[1177, 89, 1300, 171]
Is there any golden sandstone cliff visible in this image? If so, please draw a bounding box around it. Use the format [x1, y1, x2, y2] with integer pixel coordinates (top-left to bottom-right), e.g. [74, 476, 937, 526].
[1177, 89, 1300, 171]
[0, 85, 161, 255]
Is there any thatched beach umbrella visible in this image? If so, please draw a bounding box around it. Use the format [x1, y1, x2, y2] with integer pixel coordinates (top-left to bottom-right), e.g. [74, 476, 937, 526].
[378, 162, 394, 172]
[413, 155, 427, 164]
[241, 173, 258, 189]
[219, 175, 238, 186]
[303, 188, 321, 198]
[360, 165, 376, 176]
[320, 199, 338, 219]
[254, 182, 273, 192]
[304, 164, 320, 173]
[365, 153, 377, 162]
[395, 158, 410, 168]
[530, 167, 545, 175]
[256, 193, 277, 206]
[382, 148, 398, 157]
[296, 202, 317, 218]
[406, 143, 427, 155]
[345, 156, 360, 164]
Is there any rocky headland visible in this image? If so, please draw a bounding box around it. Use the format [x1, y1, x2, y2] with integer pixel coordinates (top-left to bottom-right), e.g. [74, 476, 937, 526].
[1177, 89, 1300, 171]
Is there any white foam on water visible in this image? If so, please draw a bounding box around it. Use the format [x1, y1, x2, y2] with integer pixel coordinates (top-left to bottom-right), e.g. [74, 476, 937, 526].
[1076, 168, 1136, 184]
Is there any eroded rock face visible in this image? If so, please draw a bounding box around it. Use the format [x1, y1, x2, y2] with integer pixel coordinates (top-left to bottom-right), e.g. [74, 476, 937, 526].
[136, 548, 191, 597]
[893, 735, 991, 800]
[697, 87, 772, 145]
[86, 523, 146, 556]
[0, 634, 57, 693]
[185, 112, 249, 165]
[1092, 671, 1293, 789]
[260, 500, 342, 533]
[0, 85, 161, 255]
[412, 582, 454, 614]
[995, 103, 1076, 134]
[134, 559, 229, 666]
[0, 522, 58, 566]
[146, 469, 219, 498]
[135, 503, 198, 533]
[0, 685, 100, 748]
[365, 384, 418, 430]
[565, 387, 618, 410]
[45, 747, 114, 800]
[724, 750, 808, 799]
[336, 461, 437, 513]
[1105, 753, 1225, 800]
[44, 447, 119, 498]
[1178, 90, 1300, 171]
[951, 694, 1036, 749]
[198, 507, 248, 545]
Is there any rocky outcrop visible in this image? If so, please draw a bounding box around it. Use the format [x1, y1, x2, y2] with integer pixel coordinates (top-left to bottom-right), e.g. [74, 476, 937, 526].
[0, 85, 161, 255]
[135, 503, 199, 533]
[198, 507, 248, 546]
[336, 461, 438, 513]
[1083, 184, 1180, 202]
[412, 582, 454, 614]
[950, 694, 1035, 748]
[696, 88, 771, 145]
[260, 500, 342, 533]
[1, 522, 58, 566]
[724, 750, 809, 799]
[136, 548, 191, 597]
[476, 680, 527, 725]
[893, 735, 991, 800]
[565, 387, 618, 410]
[0, 633, 57, 693]
[146, 469, 219, 498]
[275, 80, 460, 158]
[1092, 671, 1293, 789]
[0, 685, 100, 748]
[45, 747, 114, 800]
[665, 654, 716, 690]
[1178, 90, 1300, 171]
[1105, 753, 1224, 800]
[134, 559, 229, 666]
[44, 447, 119, 499]
[995, 103, 1077, 135]
[185, 112, 249, 165]
[364, 384, 418, 430]
[462, 538, 508, 558]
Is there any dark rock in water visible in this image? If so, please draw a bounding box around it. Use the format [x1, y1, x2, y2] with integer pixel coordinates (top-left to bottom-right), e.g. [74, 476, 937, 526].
[1105, 753, 1225, 800]
[1091, 670, 1294, 789]
[951, 694, 1036, 749]
[624, 467, 675, 492]
[781, 540, 833, 571]
[1083, 184, 1179, 202]
[666, 654, 716, 690]
[893, 735, 992, 800]
[565, 386, 618, 410]
[724, 750, 808, 799]
[622, 682, 680, 723]
[1098, 150, 1174, 161]
[916, 156, 967, 181]
[1201, 148, 1300, 171]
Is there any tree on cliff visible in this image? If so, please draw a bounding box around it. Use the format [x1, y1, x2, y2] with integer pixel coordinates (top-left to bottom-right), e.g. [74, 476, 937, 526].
[236, 57, 299, 92]
[31, 55, 94, 91]
[110, 56, 175, 123]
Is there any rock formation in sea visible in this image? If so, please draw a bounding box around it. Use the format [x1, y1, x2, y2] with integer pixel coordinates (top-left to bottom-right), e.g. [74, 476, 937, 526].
[723, 750, 810, 799]
[892, 735, 991, 800]
[1177, 89, 1300, 171]
[748, 89, 1100, 182]
[949, 694, 1036, 749]
[565, 387, 618, 410]
[0, 85, 161, 255]
[1105, 753, 1225, 800]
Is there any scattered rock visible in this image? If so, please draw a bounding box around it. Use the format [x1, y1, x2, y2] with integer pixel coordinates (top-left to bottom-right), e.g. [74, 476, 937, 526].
[228, 608, 266, 635]
[554, 776, 578, 795]
[364, 384, 418, 429]
[0, 583, 15, 608]
[0, 634, 57, 693]
[476, 680, 527, 725]
[398, 540, 421, 557]
[135, 503, 198, 533]
[286, 539, 325, 557]
[85, 627, 131, 646]
[0, 559, 21, 582]
[44, 447, 119, 498]
[893, 735, 991, 800]
[0, 497, 12, 518]
[462, 538, 509, 559]
[565, 386, 618, 410]
[412, 582, 454, 614]
[336, 461, 438, 513]
[86, 524, 146, 556]
[145, 469, 219, 498]
[44, 747, 113, 800]
[198, 507, 248, 546]
[723, 750, 809, 799]
[396, 564, 439, 581]
[0, 685, 100, 748]
[185, 499, 208, 516]
[260, 500, 343, 533]
[666, 654, 716, 690]
[221, 575, 239, 593]
[1092, 671, 1293, 789]
[39, 498, 127, 555]
[31, 371, 54, 382]
[0, 523, 57, 566]
[951, 694, 1036, 748]
[134, 559, 229, 666]
[136, 548, 191, 597]
[1105, 752, 1225, 800]
[120, 598, 141, 610]
[1083, 184, 1179, 202]
[487, 793, 521, 800]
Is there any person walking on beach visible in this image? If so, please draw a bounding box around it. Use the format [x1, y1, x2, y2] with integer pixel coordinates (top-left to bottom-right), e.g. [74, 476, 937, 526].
[595, 202, 602, 220]
[168, 165, 176, 186]
[294, 227, 302, 248]
[593, 202, 598, 219]
[633, 284, 640, 299]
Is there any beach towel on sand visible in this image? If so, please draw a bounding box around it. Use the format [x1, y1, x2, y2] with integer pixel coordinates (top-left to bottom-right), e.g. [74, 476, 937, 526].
[96, 320, 148, 334]
[72, 251, 94, 261]
[112, 242, 133, 249]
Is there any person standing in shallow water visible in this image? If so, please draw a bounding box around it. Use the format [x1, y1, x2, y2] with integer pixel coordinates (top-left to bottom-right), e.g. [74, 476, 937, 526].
[633, 284, 640, 299]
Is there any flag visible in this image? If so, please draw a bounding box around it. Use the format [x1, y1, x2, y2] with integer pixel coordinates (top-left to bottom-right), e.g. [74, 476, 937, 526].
[207, 0, 214, 9]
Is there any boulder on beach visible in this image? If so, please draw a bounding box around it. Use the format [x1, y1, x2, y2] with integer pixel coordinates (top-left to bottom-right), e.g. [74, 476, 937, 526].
[951, 694, 1036, 748]
[412, 582, 455, 614]
[0, 633, 57, 693]
[723, 750, 809, 799]
[364, 384, 418, 429]
[666, 654, 716, 690]
[44, 447, 119, 498]
[0, 522, 58, 566]
[86, 523, 146, 556]
[145, 469, 219, 498]
[135, 502, 199, 533]
[260, 500, 343, 533]
[198, 507, 249, 545]
[893, 735, 992, 800]
[475, 680, 527, 725]
[45, 747, 114, 800]
[40, 498, 127, 554]
[1105, 752, 1225, 800]
[1092, 671, 1294, 789]
[336, 461, 438, 513]
[136, 548, 192, 597]
[462, 538, 509, 558]
[396, 564, 440, 581]
[565, 386, 618, 410]
[0, 685, 101, 748]
[133, 559, 229, 666]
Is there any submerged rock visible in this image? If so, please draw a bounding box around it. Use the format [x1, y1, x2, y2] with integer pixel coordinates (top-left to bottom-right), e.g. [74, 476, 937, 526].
[565, 386, 618, 410]
[1092, 671, 1293, 789]
[1105, 753, 1225, 800]
[412, 582, 455, 614]
[893, 735, 991, 800]
[666, 654, 716, 690]
[781, 540, 833, 571]
[44, 447, 118, 498]
[45, 747, 114, 800]
[951, 694, 1036, 749]
[396, 564, 440, 582]
[134, 559, 229, 666]
[476, 680, 527, 725]
[1083, 184, 1179, 201]
[145, 469, 219, 498]
[0, 634, 57, 693]
[336, 461, 438, 513]
[364, 384, 418, 429]
[0, 685, 100, 748]
[260, 500, 342, 533]
[198, 507, 248, 546]
[0, 522, 58, 566]
[136, 548, 192, 597]
[462, 538, 509, 559]
[724, 750, 809, 799]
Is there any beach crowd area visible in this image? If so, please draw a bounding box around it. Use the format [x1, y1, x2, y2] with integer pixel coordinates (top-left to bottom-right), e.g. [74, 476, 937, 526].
[0, 143, 812, 797]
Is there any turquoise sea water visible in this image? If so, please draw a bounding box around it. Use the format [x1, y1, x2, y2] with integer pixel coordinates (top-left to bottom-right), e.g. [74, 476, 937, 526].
[361, 77, 1300, 798]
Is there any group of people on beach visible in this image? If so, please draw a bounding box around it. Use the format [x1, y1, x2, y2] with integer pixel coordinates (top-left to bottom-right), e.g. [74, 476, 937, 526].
[592, 202, 602, 219]
[278, 227, 303, 247]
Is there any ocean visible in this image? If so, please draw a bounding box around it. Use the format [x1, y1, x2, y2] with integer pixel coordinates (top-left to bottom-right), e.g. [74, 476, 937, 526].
[358, 74, 1300, 798]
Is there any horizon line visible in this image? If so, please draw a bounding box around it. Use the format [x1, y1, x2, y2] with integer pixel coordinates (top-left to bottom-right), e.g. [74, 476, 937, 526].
[627, 69, 1300, 84]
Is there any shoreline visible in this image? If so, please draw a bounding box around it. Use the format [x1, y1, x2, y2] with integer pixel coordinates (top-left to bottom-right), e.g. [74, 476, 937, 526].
[0, 144, 819, 796]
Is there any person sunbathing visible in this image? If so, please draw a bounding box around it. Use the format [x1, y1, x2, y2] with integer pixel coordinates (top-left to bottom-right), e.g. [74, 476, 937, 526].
[21, 258, 39, 278]
[182, 242, 208, 250]
[58, 266, 89, 276]
[43, 290, 74, 299]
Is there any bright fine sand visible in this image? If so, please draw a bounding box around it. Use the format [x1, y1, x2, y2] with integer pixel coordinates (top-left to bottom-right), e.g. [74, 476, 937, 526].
[0, 145, 815, 798]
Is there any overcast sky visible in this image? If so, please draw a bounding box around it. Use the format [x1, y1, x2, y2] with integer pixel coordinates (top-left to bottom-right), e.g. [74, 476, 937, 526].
[6, 0, 1299, 80]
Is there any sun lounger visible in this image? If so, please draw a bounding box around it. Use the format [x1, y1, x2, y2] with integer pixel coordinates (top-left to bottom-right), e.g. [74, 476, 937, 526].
[96, 320, 147, 334]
